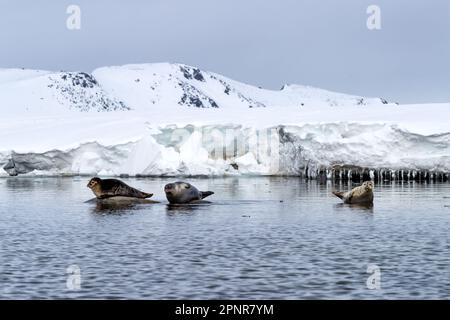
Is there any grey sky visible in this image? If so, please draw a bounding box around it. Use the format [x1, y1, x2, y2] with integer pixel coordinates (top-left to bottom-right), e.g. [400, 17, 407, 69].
[1, 0, 449, 103]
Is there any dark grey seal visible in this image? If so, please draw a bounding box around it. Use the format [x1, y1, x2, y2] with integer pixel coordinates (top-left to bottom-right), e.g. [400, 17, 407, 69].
[87, 177, 153, 199]
[164, 181, 214, 204]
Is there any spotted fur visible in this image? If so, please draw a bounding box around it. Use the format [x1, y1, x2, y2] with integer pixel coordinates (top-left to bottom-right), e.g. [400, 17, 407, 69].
[332, 181, 374, 204]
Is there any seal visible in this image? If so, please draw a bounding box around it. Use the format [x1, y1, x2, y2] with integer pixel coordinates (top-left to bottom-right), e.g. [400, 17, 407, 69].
[84, 196, 159, 204]
[164, 181, 214, 204]
[87, 177, 153, 199]
[332, 181, 374, 204]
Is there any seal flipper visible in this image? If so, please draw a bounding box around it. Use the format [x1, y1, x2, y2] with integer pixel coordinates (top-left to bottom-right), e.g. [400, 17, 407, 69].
[200, 191, 214, 199]
[142, 192, 153, 199]
[332, 191, 344, 200]
[118, 182, 153, 199]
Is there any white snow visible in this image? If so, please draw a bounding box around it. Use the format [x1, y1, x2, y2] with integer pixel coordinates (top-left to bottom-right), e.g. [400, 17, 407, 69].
[0, 63, 449, 177]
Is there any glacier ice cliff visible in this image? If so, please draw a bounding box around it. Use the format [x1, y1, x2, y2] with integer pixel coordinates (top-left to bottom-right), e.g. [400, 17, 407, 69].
[1, 124, 449, 180]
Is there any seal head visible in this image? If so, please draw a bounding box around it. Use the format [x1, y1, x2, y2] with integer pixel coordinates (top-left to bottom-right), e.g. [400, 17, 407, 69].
[164, 181, 214, 204]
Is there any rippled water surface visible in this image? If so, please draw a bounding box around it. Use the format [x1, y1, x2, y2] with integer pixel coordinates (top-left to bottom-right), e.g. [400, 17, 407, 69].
[1, 177, 449, 299]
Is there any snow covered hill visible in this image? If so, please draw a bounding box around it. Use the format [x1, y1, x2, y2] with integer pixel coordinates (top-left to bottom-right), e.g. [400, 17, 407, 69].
[0, 63, 392, 115]
[93, 63, 392, 110]
[0, 63, 449, 178]
[0, 68, 128, 115]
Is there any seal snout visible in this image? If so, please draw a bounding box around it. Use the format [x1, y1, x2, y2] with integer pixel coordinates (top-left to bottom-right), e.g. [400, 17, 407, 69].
[87, 177, 101, 189]
[164, 183, 175, 195]
[364, 181, 374, 191]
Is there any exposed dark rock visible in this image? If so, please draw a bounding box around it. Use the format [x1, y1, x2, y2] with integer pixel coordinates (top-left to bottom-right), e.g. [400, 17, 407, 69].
[180, 65, 205, 82]
[192, 68, 205, 81]
[48, 72, 129, 112]
[177, 82, 218, 108]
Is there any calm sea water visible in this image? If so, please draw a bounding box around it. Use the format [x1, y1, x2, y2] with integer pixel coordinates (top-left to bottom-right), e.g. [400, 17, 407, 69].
[0, 177, 449, 299]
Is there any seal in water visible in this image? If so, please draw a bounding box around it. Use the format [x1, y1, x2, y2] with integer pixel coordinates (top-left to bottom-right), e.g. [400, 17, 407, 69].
[332, 181, 374, 204]
[87, 177, 153, 199]
[164, 181, 214, 204]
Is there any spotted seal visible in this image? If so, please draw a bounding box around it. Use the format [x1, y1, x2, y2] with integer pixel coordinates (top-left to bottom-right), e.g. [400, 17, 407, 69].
[332, 181, 374, 204]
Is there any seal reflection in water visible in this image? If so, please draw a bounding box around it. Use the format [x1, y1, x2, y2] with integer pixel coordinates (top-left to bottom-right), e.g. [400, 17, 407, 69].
[164, 181, 214, 204]
[87, 177, 153, 199]
[332, 181, 374, 205]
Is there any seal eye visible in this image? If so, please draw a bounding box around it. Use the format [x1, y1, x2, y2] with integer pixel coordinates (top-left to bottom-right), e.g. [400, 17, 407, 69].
[185, 184, 191, 189]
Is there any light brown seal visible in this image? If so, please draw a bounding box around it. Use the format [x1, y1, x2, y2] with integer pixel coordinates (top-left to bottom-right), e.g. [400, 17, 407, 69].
[332, 181, 374, 204]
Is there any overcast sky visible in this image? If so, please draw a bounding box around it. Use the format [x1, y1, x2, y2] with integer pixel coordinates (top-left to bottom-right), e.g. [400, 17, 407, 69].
[1, 0, 449, 103]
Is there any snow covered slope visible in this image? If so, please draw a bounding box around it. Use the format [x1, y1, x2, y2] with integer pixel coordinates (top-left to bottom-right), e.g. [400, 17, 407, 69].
[92, 63, 391, 110]
[0, 63, 449, 178]
[0, 68, 128, 115]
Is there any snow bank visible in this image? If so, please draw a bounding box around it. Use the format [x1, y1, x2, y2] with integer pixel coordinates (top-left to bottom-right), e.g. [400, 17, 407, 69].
[1, 122, 449, 178]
